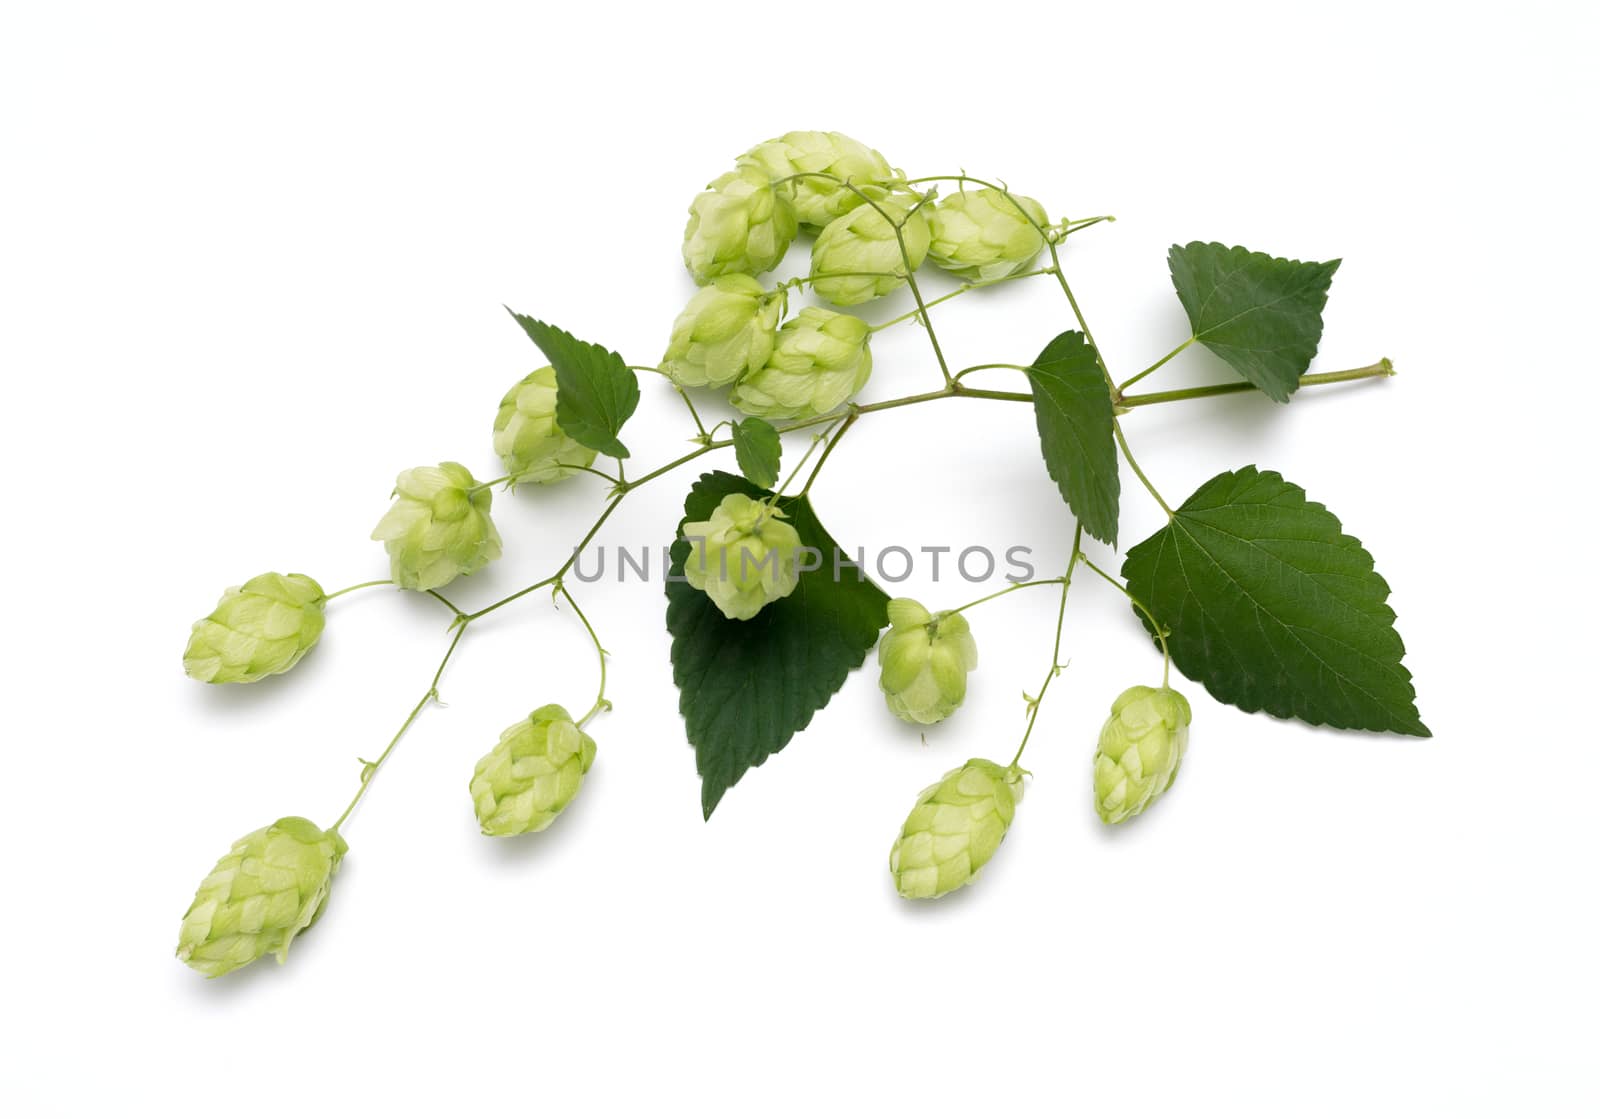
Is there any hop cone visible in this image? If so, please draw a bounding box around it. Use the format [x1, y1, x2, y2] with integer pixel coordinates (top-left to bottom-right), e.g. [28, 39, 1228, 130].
[176, 816, 346, 977]
[728, 307, 872, 421]
[371, 462, 502, 591]
[877, 597, 979, 725]
[810, 193, 931, 306]
[889, 759, 1023, 900]
[927, 188, 1050, 282]
[1093, 685, 1192, 824]
[682, 492, 802, 620]
[661, 274, 785, 390]
[682, 164, 799, 283]
[471, 704, 597, 836]
[183, 573, 326, 684]
[492, 366, 598, 485]
[738, 130, 903, 230]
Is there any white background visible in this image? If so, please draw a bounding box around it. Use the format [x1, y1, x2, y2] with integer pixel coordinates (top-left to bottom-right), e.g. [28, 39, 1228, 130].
[4, 2, 1596, 1115]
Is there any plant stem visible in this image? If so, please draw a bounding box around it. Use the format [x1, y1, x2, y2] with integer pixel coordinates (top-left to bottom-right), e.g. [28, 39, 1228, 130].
[557, 583, 610, 727]
[1119, 338, 1194, 392]
[1077, 551, 1171, 686]
[798, 409, 858, 497]
[1113, 420, 1173, 517]
[947, 577, 1064, 616]
[323, 579, 392, 602]
[868, 267, 1056, 333]
[1118, 359, 1395, 409]
[331, 621, 468, 833]
[1011, 524, 1083, 767]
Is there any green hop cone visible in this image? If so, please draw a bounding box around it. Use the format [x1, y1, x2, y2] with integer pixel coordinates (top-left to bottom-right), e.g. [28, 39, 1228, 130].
[728, 307, 872, 421]
[371, 462, 502, 591]
[927, 188, 1051, 282]
[492, 366, 599, 485]
[877, 598, 979, 725]
[682, 492, 802, 621]
[661, 274, 785, 390]
[889, 759, 1023, 900]
[471, 704, 597, 836]
[183, 573, 326, 684]
[737, 130, 903, 231]
[810, 192, 931, 306]
[176, 816, 346, 978]
[1093, 685, 1192, 824]
[681, 164, 799, 283]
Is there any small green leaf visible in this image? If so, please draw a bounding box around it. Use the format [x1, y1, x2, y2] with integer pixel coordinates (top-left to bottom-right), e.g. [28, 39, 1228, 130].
[507, 310, 640, 459]
[730, 418, 781, 490]
[1123, 467, 1428, 736]
[1167, 242, 1340, 402]
[667, 471, 890, 818]
[1024, 330, 1119, 545]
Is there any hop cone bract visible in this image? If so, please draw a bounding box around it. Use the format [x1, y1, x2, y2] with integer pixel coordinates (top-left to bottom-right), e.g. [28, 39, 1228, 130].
[728, 307, 872, 421]
[1093, 685, 1191, 824]
[738, 130, 903, 230]
[471, 704, 597, 836]
[927, 188, 1050, 282]
[176, 816, 346, 977]
[183, 573, 326, 684]
[681, 164, 799, 283]
[682, 492, 802, 620]
[877, 597, 978, 725]
[492, 366, 598, 485]
[661, 274, 785, 389]
[889, 759, 1023, 900]
[371, 462, 502, 591]
[810, 193, 931, 306]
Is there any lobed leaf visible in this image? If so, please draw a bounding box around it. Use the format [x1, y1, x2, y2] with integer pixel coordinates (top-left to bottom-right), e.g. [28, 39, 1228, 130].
[508, 311, 640, 458]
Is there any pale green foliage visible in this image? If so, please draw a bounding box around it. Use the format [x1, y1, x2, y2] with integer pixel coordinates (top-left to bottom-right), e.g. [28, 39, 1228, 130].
[738, 130, 902, 230]
[682, 492, 802, 621]
[728, 307, 872, 420]
[493, 366, 599, 484]
[1093, 685, 1191, 824]
[371, 462, 502, 591]
[889, 759, 1022, 899]
[183, 573, 326, 684]
[471, 704, 598, 836]
[176, 816, 346, 977]
[928, 187, 1049, 282]
[810, 193, 931, 306]
[682, 164, 798, 283]
[877, 598, 978, 725]
[661, 274, 785, 389]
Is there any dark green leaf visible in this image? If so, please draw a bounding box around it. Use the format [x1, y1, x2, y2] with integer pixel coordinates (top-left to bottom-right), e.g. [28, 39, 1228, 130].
[666, 472, 890, 817]
[1024, 330, 1120, 545]
[1167, 242, 1341, 402]
[507, 310, 640, 458]
[730, 418, 781, 490]
[1123, 467, 1427, 736]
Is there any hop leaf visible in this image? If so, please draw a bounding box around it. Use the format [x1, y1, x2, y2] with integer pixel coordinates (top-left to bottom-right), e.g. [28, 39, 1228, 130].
[493, 366, 599, 485]
[810, 193, 931, 306]
[877, 598, 979, 725]
[681, 492, 802, 621]
[371, 462, 502, 591]
[661, 275, 785, 390]
[471, 704, 597, 836]
[738, 130, 903, 230]
[682, 165, 799, 283]
[183, 573, 326, 684]
[889, 759, 1023, 900]
[927, 187, 1050, 282]
[176, 816, 346, 977]
[728, 307, 872, 421]
[1092, 685, 1191, 824]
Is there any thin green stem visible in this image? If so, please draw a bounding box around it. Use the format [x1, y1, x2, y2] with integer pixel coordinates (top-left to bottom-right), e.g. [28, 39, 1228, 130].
[1113, 420, 1173, 517]
[557, 584, 610, 727]
[955, 362, 1034, 382]
[947, 577, 1064, 616]
[323, 579, 392, 601]
[868, 267, 1056, 333]
[1119, 360, 1396, 409]
[565, 462, 624, 486]
[797, 409, 858, 497]
[781, 270, 905, 292]
[1077, 551, 1170, 686]
[1011, 524, 1084, 767]
[1119, 337, 1194, 392]
[634, 367, 711, 440]
[468, 475, 512, 495]
[424, 589, 466, 618]
[332, 622, 468, 833]
[769, 416, 840, 498]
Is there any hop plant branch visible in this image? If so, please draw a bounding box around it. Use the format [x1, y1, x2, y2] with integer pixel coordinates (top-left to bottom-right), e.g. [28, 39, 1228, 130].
[1010, 523, 1084, 768]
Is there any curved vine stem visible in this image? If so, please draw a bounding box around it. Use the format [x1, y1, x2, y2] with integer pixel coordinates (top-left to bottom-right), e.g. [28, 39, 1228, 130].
[1011, 523, 1083, 767]
[324, 579, 392, 601]
[1119, 338, 1193, 392]
[1076, 551, 1171, 686]
[947, 577, 1065, 616]
[556, 583, 610, 728]
[868, 266, 1056, 333]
